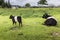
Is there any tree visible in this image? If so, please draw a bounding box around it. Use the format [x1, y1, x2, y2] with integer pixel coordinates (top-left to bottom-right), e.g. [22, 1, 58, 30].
[2, 2, 11, 8]
[0, 0, 11, 8]
[0, 0, 6, 8]
[0, 0, 4, 6]
[25, 3, 31, 7]
[7, 0, 11, 8]
[38, 0, 47, 5]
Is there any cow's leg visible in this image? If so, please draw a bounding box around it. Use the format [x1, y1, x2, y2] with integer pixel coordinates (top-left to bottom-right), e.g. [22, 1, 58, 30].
[21, 22, 22, 27]
[18, 22, 22, 27]
[19, 22, 20, 27]
[13, 21, 16, 26]
[12, 22, 15, 27]
[13, 21, 15, 25]
[15, 22, 16, 25]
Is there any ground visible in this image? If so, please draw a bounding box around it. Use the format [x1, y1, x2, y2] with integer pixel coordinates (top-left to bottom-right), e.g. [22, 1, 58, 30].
[0, 8, 60, 40]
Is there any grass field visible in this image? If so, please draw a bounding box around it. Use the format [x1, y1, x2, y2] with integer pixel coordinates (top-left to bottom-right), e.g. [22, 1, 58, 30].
[0, 8, 60, 40]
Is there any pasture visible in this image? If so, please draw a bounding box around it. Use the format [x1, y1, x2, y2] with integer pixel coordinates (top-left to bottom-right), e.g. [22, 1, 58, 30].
[0, 8, 60, 40]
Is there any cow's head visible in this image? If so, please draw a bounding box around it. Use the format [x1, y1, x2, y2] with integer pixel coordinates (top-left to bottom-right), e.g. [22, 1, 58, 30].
[42, 13, 51, 19]
[9, 15, 14, 19]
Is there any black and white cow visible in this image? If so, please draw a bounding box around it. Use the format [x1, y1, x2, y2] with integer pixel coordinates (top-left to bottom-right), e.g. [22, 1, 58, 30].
[9, 15, 22, 27]
[42, 13, 57, 26]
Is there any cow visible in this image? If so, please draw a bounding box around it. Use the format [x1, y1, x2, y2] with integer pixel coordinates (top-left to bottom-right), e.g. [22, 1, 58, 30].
[42, 13, 57, 26]
[9, 15, 22, 27]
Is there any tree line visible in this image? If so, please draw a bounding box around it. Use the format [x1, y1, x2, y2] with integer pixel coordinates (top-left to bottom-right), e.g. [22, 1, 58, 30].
[0, 0, 47, 8]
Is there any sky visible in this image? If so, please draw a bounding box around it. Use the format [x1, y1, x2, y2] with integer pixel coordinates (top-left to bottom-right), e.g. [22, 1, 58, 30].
[5, 0, 60, 6]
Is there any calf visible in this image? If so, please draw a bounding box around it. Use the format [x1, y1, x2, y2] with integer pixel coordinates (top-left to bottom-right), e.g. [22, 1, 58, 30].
[42, 13, 57, 26]
[9, 15, 22, 27]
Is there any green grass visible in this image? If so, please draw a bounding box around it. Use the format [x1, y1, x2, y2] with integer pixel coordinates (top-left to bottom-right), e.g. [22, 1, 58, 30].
[0, 8, 60, 40]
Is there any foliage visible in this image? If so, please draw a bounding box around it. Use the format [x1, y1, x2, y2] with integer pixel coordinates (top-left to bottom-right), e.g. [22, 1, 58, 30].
[0, 0, 11, 8]
[25, 3, 31, 7]
[38, 0, 48, 5]
[0, 0, 4, 6]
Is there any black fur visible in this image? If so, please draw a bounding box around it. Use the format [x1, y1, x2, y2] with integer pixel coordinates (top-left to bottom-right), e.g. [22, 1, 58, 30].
[42, 13, 57, 26]
[9, 15, 22, 27]
[42, 13, 51, 19]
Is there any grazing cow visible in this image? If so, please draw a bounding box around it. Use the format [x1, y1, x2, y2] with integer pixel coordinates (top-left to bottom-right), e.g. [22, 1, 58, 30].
[9, 15, 22, 27]
[42, 13, 57, 26]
